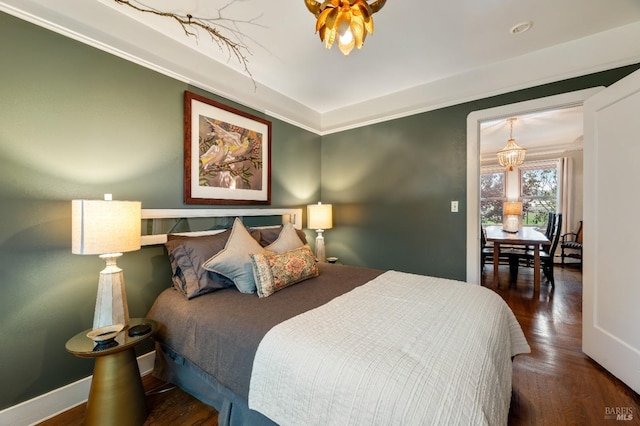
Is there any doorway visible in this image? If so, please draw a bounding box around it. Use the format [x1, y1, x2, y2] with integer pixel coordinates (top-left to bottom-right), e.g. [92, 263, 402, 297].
[465, 87, 603, 284]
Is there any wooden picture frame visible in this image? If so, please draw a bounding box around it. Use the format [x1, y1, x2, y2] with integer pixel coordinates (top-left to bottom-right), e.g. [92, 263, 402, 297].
[184, 91, 271, 205]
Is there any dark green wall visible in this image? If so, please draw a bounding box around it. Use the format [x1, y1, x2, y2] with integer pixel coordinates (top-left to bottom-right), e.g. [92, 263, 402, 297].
[321, 64, 640, 279]
[0, 12, 320, 410]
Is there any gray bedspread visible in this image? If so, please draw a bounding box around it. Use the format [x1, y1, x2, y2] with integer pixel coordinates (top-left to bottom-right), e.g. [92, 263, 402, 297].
[146, 263, 383, 400]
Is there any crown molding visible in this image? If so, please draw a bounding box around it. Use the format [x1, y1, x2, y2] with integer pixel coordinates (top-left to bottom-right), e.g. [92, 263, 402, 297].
[1, 1, 639, 135]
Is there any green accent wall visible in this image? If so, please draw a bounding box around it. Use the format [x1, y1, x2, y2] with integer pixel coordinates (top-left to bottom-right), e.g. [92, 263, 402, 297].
[321, 64, 640, 279]
[0, 8, 639, 413]
[0, 12, 320, 410]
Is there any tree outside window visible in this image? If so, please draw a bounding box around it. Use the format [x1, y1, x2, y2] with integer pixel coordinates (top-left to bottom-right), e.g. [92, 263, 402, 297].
[520, 165, 558, 226]
[480, 170, 506, 225]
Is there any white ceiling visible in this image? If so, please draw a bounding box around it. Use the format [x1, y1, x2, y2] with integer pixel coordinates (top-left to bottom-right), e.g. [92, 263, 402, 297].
[480, 105, 584, 161]
[2, 0, 640, 134]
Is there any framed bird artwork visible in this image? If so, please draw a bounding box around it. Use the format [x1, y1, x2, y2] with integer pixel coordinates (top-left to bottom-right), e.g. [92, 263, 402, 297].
[184, 91, 271, 205]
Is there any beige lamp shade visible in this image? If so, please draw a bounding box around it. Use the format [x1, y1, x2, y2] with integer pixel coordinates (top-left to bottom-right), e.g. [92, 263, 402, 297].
[503, 202, 523, 216]
[72, 199, 141, 255]
[307, 202, 333, 230]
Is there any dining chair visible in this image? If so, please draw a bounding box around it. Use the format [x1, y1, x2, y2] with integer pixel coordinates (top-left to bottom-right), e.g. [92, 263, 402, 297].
[544, 212, 556, 240]
[480, 227, 494, 269]
[521, 211, 555, 266]
[561, 220, 583, 269]
[520, 213, 563, 286]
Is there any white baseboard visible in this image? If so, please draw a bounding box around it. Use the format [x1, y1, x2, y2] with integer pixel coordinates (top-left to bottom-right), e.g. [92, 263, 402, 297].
[0, 351, 156, 426]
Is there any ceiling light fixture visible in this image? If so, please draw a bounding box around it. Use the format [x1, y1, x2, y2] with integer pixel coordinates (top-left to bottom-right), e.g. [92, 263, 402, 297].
[497, 118, 527, 171]
[304, 0, 387, 56]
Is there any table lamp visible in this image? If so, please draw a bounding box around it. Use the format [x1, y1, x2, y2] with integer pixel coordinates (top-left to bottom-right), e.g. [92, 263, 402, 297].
[503, 201, 522, 233]
[72, 195, 141, 330]
[307, 202, 332, 263]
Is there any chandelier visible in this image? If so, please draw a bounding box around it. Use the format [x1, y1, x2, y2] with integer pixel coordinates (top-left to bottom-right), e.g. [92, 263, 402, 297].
[497, 118, 527, 171]
[304, 0, 387, 56]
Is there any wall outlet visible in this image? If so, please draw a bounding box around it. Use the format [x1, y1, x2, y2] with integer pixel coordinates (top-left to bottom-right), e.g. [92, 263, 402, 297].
[451, 201, 459, 212]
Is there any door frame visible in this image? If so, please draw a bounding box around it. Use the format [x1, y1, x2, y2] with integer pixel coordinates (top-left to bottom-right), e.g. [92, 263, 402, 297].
[465, 87, 604, 284]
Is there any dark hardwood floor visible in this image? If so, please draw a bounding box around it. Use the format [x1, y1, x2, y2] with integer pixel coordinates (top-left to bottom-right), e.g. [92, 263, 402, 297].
[37, 375, 218, 426]
[39, 263, 639, 426]
[488, 263, 640, 426]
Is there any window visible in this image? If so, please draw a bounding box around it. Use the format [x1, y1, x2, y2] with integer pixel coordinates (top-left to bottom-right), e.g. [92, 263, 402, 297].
[520, 163, 558, 226]
[480, 169, 506, 225]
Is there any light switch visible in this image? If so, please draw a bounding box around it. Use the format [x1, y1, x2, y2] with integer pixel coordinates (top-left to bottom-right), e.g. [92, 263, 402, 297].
[451, 201, 459, 212]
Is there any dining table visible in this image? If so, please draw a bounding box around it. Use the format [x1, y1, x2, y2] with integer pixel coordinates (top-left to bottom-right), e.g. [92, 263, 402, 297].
[484, 225, 550, 292]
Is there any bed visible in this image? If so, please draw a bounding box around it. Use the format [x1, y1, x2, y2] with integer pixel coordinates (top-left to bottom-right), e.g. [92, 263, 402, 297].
[143, 209, 530, 426]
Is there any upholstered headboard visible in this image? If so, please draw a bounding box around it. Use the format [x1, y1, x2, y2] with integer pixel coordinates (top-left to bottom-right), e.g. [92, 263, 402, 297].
[140, 208, 303, 246]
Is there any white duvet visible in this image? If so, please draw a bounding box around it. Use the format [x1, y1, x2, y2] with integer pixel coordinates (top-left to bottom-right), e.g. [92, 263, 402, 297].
[248, 271, 530, 426]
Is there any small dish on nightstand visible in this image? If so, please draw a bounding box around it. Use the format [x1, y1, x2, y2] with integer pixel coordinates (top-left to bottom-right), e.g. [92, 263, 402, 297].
[326, 257, 338, 264]
[86, 324, 124, 343]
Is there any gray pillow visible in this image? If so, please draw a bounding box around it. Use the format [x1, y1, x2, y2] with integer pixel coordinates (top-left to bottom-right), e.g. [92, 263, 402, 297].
[258, 225, 308, 246]
[203, 218, 271, 294]
[265, 222, 305, 253]
[165, 227, 261, 299]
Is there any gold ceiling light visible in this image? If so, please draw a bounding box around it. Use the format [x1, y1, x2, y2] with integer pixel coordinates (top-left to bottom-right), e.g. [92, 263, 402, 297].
[497, 118, 527, 171]
[304, 0, 387, 56]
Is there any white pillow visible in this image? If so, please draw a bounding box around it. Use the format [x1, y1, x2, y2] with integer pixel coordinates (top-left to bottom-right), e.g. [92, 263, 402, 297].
[202, 218, 269, 293]
[265, 222, 305, 253]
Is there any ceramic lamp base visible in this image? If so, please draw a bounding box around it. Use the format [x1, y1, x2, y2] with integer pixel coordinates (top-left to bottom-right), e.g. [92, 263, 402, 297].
[314, 231, 326, 263]
[504, 216, 520, 233]
[93, 253, 130, 330]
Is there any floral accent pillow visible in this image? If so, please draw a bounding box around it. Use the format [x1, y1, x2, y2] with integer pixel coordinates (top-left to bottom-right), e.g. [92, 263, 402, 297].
[251, 245, 319, 298]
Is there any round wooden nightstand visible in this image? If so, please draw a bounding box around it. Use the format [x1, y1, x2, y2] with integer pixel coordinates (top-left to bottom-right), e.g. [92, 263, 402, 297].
[66, 318, 158, 426]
